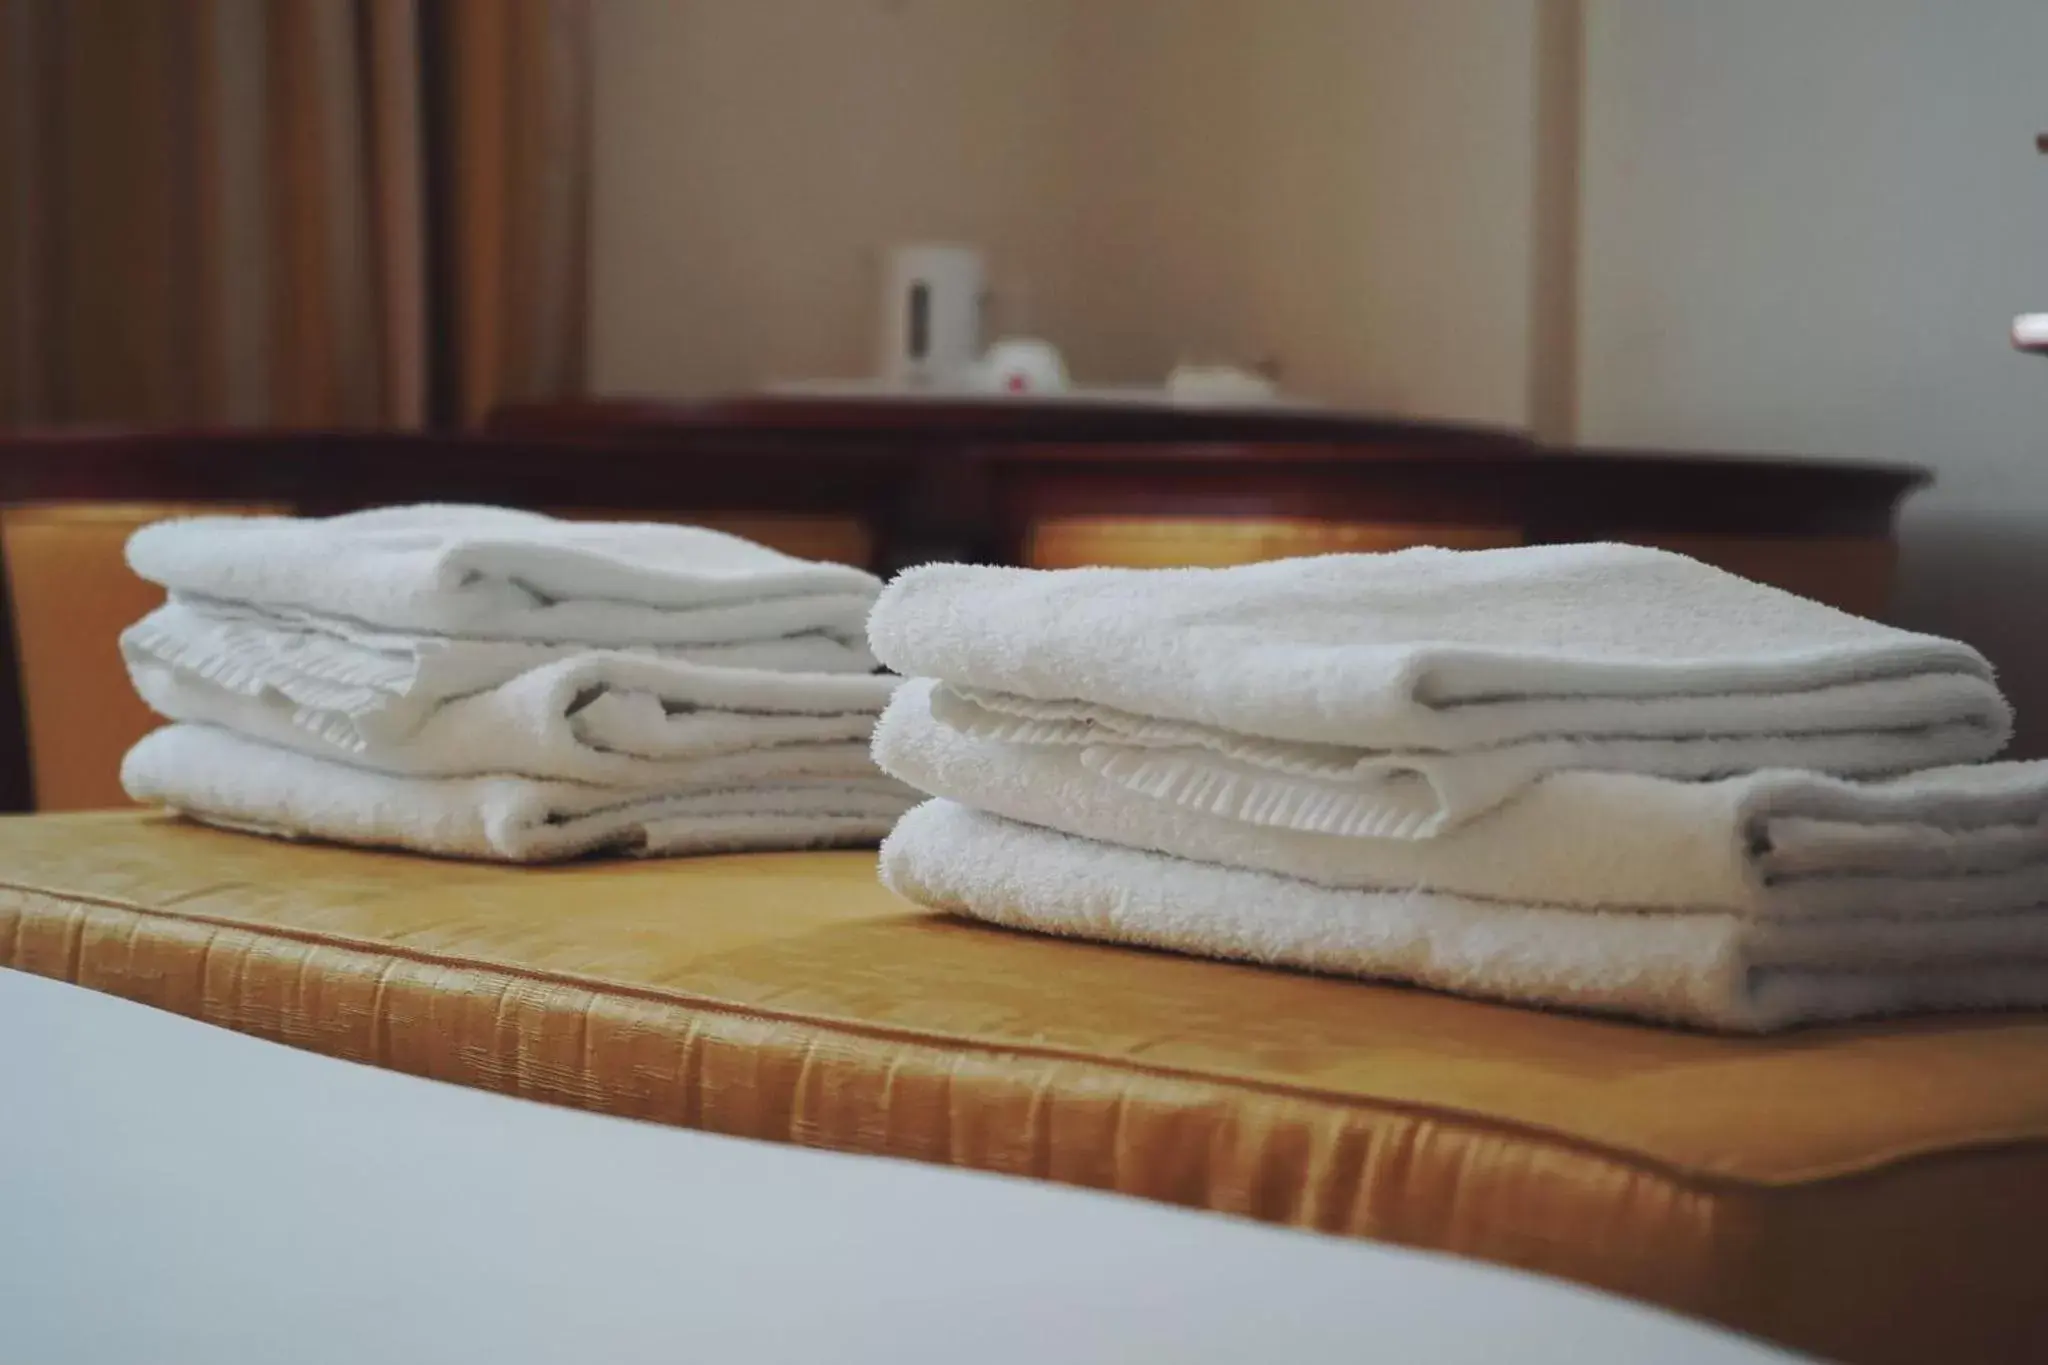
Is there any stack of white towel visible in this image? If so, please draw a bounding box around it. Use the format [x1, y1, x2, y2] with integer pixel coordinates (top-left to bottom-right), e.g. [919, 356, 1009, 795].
[119, 504, 917, 861]
[869, 543, 2048, 1031]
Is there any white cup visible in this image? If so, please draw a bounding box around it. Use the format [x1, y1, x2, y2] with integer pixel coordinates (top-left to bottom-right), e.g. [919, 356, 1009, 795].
[975, 338, 1070, 395]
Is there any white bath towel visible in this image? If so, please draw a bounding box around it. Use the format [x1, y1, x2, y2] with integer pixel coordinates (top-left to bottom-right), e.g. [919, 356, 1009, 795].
[881, 800, 2048, 1032]
[124, 725, 918, 863]
[133, 650, 900, 786]
[868, 545, 2011, 836]
[874, 680, 2048, 920]
[129, 504, 881, 647]
[123, 598, 879, 752]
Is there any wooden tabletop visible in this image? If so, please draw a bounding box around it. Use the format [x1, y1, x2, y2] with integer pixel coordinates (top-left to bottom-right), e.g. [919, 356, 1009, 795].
[490, 393, 1527, 447]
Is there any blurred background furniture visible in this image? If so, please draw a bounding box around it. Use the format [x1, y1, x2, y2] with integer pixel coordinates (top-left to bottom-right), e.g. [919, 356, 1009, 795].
[0, 409, 1926, 812]
[495, 397, 1923, 613]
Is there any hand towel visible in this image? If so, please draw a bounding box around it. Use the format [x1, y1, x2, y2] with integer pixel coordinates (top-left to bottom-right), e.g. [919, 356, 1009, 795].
[129, 504, 881, 647]
[874, 680, 2048, 919]
[868, 545, 2011, 836]
[124, 725, 919, 862]
[880, 800, 2048, 1032]
[133, 647, 900, 786]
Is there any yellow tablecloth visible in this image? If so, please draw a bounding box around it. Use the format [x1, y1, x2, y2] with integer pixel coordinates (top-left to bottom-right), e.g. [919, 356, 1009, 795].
[4, 812, 2045, 1364]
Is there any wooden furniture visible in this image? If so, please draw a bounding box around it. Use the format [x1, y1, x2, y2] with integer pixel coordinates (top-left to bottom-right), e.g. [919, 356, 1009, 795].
[976, 441, 1911, 616]
[6, 811, 2045, 1365]
[489, 396, 1541, 570]
[0, 408, 1927, 812]
[493, 399, 1926, 614]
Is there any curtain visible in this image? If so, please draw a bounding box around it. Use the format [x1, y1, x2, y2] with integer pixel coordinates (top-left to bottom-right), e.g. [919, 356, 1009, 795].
[0, 0, 589, 429]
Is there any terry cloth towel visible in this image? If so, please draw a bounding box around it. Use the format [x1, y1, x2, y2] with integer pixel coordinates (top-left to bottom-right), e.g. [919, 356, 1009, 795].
[123, 600, 876, 752]
[868, 544, 2012, 838]
[880, 800, 2048, 1033]
[128, 504, 882, 647]
[124, 725, 919, 863]
[132, 651, 901, 786]
[874, 680, 2048, 920]
[123, 597, 874, 748]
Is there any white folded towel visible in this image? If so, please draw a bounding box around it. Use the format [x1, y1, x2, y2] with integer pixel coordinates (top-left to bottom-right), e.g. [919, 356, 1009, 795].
[124, 596, 873, 743]
[124, 725, 919, 863]
[874, 680, 2048, 920]
[129, 504, 881, 647]
[123, 599, 877, 752]
[133, 650, 900, 786]
[881, 800, 2048, 1032]
[868, 545, 2011, 837]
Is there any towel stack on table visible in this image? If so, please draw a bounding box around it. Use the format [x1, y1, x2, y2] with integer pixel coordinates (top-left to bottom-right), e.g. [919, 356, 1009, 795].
[118, 504, 917, 861]
[868, 543, 2048, 1031]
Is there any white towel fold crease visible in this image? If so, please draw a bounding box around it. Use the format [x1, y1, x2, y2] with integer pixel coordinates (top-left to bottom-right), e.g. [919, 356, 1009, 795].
[881, 800, 2048, 1033]
[869, 545, 2012, 835]
[875, 680, 2048, 920]
[124, 725, 918, 863]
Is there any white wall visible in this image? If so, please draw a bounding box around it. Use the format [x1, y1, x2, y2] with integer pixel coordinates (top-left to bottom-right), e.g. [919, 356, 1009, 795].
[1578, 0, 2048, 751]
[591, 0, 1548, 427]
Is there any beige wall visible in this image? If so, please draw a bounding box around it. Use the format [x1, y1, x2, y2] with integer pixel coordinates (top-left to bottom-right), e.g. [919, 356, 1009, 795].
[1235, 0, 1542, 427]
[590, 0, 1548, 427]
[590, 0, 1087, 397]
[1060, 0, 1545, 425]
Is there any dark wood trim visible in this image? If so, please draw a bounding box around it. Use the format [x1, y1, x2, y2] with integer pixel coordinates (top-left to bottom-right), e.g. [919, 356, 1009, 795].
[980, 442, 1919, 529]
[0, 533, 32, 814]
[489, 395, 1533, 451]
[0, 429, 927, 526]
